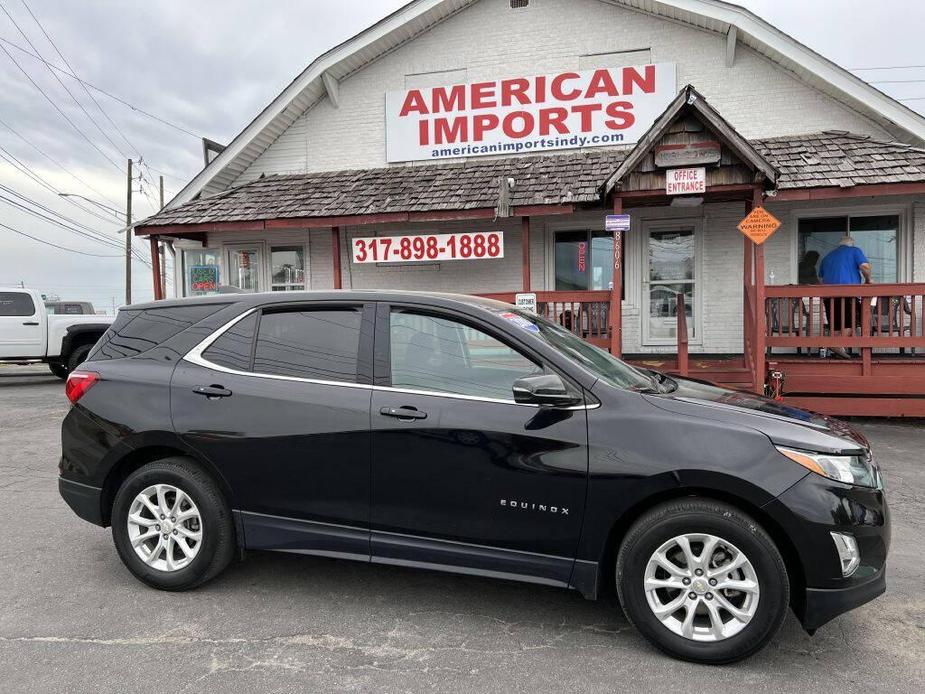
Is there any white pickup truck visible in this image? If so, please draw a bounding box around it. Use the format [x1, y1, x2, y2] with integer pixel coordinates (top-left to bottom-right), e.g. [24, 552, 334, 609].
[0, 288, 113, 379]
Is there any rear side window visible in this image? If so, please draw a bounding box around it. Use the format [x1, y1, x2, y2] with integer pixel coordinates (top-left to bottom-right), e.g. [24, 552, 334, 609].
[0, 292, 36, 316]
[202, 312, 258, 372]
[89, 304, 225, 361]
[253, 308, 361, 382]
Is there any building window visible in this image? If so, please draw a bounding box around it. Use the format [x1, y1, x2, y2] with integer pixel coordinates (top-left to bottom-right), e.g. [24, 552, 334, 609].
[182, 248, 221, 296]
[798, 215, 899, 284]
[554, 230, 620, 292]
[270, 246, 306, 291]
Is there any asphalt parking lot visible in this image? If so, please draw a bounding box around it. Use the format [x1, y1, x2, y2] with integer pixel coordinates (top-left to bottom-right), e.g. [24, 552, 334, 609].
[0, 364, 922, 692]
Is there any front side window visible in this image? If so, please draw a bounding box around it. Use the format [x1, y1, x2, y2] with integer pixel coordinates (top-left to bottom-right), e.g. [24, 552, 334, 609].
[254, 308, 361, 382]
[0, 292, 36, 317]
[389, 311, 540, 400]
[798, 215, 899, 284]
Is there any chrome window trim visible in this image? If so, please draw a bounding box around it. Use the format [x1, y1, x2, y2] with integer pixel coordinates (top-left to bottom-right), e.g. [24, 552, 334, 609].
[183, 306, 599, 410]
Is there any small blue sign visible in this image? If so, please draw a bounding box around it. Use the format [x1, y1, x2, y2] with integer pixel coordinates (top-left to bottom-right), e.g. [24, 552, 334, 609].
[605, 214, 631, 232]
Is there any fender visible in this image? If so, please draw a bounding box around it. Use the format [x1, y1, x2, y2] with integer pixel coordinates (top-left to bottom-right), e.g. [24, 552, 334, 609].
[97, 429, 238, 524]
[61, 323, 110, 357]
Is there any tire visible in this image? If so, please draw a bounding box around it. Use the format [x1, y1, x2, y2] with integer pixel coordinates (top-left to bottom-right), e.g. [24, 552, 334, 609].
[111, 457, 236, 591]
[66, 343, 93, 373]
[616, 498, 789, 664]
[49, 362, 68, 379]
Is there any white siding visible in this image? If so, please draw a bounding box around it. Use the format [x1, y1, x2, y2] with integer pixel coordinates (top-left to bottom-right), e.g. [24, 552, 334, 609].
[237, 0, 891, 183]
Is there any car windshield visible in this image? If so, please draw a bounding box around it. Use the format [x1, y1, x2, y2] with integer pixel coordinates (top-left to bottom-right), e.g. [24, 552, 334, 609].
[491, 308, 660, 392]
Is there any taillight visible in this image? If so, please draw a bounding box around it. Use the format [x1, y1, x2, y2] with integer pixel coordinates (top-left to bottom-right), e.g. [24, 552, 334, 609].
[65, 371, 100, 404]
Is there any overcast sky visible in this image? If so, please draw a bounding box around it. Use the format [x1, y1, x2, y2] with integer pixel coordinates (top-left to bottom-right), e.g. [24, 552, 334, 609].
[1, 0, 923, 308]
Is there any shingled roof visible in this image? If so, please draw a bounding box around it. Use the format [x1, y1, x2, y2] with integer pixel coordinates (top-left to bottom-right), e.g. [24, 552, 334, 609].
[753, 131, 925, 189]
[138, 131, 925, 230]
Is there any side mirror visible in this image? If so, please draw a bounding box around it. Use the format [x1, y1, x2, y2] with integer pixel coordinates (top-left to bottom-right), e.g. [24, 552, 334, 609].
[512, 374, 582, 407]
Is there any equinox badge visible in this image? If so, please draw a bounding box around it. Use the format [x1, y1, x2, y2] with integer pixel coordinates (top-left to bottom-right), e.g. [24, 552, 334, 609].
[500, 499, 569, 515]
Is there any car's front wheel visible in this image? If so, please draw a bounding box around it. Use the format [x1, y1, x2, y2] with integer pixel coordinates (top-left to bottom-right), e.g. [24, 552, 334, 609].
[111, 457, 235, 590]
[616, 498, 789, 664]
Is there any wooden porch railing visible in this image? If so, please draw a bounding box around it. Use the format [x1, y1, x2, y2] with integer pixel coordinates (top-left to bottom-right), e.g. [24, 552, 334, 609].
[764, 283, 925, 368]
[479, 290, 612, 349]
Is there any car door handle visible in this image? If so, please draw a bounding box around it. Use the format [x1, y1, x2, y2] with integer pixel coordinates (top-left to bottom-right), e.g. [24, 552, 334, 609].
[379, 406, 427, 421]
[193, 385, 233, 399]
[22, 321, 39, 326]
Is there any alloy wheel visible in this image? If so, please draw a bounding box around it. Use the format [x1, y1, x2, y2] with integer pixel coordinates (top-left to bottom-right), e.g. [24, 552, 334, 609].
[126, 484, 203, 572]
[643, 533, 760, 642]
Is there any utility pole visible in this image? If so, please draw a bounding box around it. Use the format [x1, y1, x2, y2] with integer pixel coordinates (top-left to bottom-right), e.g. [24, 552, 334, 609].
[159, 175, 167, 297]
[125, 158, 133, 305]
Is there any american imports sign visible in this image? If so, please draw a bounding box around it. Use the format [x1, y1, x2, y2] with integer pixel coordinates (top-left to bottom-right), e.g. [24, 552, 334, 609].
[385, 64, 677, 162]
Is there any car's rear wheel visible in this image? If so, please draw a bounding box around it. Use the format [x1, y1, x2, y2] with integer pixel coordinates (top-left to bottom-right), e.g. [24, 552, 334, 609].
[49, 362, 68, 379]
[111, 457, 235, 590]
[616, 498, 789, 664]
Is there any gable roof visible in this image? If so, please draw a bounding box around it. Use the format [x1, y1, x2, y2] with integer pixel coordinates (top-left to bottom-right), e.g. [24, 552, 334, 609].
[602, 85, 777, 194]
[166, 0, 925, 211]
[137, 131, 925, 233]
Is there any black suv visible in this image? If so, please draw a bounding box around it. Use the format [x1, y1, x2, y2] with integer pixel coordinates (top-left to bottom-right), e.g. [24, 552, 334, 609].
[59, 291, 888, 663]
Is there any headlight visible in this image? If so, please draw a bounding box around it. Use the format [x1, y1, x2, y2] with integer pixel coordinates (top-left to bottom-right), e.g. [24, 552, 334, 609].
[777, 446, 880, 488]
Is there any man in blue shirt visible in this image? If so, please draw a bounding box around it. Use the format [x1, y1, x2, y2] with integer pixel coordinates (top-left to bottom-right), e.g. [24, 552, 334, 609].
[819, 237, 872, 358]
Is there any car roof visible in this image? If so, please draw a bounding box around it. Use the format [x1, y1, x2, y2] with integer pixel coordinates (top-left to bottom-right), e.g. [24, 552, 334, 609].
[128, 290, 515, 314]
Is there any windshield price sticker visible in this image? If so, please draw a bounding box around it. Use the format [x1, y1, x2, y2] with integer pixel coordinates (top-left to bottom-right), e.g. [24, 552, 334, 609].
[352, 232, 504, 263]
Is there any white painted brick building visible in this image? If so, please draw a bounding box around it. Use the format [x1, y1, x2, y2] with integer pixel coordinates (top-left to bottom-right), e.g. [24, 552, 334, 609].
[140, 0, 925, 361]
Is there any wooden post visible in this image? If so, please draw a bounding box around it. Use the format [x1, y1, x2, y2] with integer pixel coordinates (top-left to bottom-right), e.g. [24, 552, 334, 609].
[150, 235, 163, 300]
[610, 197, 623, 358]
[521, 216, 531, 292]
[158, 176, 167, 298]
[331, 226, 342, 289]
[751, 187, 766, 394]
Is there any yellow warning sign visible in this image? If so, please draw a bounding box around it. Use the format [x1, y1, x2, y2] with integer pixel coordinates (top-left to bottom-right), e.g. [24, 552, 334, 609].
[737, 207, 781, 245]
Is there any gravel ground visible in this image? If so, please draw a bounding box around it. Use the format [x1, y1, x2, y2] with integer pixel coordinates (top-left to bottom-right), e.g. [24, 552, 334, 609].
[0, 364, 922, 692]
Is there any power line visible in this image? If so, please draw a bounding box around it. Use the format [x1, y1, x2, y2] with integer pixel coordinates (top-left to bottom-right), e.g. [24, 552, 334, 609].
[0, 35, 203, 140]
[0, 28, 123, 173]
[869, 79, 925, 85]
[0, 189, 151, 265]
[7, 4, 185, 203]
[21, 0, 139, 157]
[852, 64, 925, 71]
[899, 97, 925, 102]
[0, 136, 122, 223]
[0, 191, 129, 254]
[0, 181, 122, 245]
[2, 1, 128, 168]
[0, 221, 123, 257]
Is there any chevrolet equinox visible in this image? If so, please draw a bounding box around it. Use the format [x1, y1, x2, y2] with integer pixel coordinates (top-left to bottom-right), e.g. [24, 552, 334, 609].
[59, 291, 889, 663]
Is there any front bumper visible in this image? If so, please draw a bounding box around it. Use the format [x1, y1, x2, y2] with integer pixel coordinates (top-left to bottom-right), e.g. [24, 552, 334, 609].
[763, 471, 890, 630]
[59, 476, 104, 526]
[802, 565, 886, 631]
